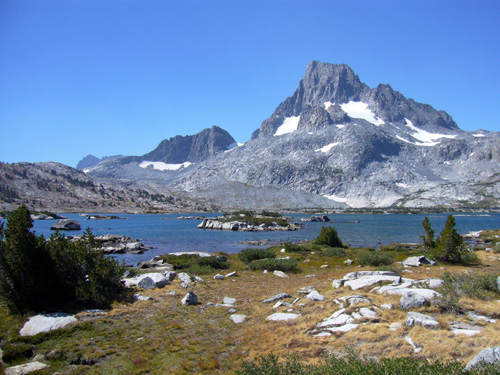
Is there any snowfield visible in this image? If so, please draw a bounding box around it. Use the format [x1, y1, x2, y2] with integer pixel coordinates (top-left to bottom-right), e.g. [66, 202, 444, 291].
[139, 161, 193, 171]
[274, 116, 300, 136]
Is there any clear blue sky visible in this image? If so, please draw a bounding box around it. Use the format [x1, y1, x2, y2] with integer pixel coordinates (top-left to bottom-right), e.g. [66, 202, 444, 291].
[1, 0, 499, 167]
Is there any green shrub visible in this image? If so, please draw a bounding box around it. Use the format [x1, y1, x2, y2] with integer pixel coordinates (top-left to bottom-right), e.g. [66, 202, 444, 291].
[236, 352, 500, 375]
[358, 252, 394, 267]
[313, 226, 343, 248]
[323, 247, 346, 257]
[158, 254, 229, 274]
[195, 256, 230, 270]
[0, 205, 125, 312]
[284, 242, 308, 253]
[238, 248, 276, 263]
[437, 272, 500, 313]
[1, 342, 34, 363]
[248, 258, 298, 272]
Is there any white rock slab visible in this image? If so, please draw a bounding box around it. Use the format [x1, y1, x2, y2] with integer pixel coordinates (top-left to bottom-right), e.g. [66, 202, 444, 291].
[273, 270, 289, 278]
[223, 297, 237, 305]
[306, 291, 326, 301]
[20, 313, 77, 337]
[359, 307, 377, 319]
[406, 312, 440, 329]
[324, 323, 359, 333]
[4, 361, 49, 375]
[317, 313, 354, 328]
[344, 275, 405, 290]
[123, 272, 170, 288]
[230, 314, 247, 324]
[266, 313, 300, 321]
[378, 285, 441, 299]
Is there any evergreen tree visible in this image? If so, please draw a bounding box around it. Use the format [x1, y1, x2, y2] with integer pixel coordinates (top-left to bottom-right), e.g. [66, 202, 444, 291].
[0, 205, 56, 312]
[420, 217, 436, 250]
[0, 205, 125, 313]
[313, 226, 343, 248]
[435, 215, 465, 262]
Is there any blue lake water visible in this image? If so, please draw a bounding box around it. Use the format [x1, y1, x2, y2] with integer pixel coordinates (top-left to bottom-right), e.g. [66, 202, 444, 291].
[1, 213, 498, 266]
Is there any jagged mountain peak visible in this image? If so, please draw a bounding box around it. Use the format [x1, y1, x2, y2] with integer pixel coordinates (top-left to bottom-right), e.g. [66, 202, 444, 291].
[253, 61, 458, 138]
[142, 125, 236, 164]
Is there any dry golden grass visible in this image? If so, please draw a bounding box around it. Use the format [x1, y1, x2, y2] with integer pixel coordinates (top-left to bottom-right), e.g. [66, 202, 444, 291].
[2, 245, 500, 374]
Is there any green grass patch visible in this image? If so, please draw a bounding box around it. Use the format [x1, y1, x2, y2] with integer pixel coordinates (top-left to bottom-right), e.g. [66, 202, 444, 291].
[248, 258, 298, 272]
[236, 353, 500, 375]
[358, 252, 394, 267]
[437, 272, 500, 313]
[238, 248, 276, 263]
[323, 247, 346, 257]
[157, 254, 229, 274]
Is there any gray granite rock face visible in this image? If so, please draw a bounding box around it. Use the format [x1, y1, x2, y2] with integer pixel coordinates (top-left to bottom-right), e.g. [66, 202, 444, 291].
[399, 291, 429, 310]
[465, 346, 500, 370]
[405, 312, 440, 329]
[181, 292, 198, 306]
[50, 219, 81, 230]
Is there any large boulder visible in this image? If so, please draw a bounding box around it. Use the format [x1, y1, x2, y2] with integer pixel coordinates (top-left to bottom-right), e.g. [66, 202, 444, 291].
[19, 313, 77, 336]
[50, 219, 81, 231]
[137, 274, 170, 289]
[402, 256, 436, 267]
[123, 273, 170, 288]
[405, 312, 440, 329]
[465, 346, 500, 370]
[4, 362, 49, 375]
[181, 292, 198, 305]
[266, 313, 300, 321]
[399, 291, 430, 310]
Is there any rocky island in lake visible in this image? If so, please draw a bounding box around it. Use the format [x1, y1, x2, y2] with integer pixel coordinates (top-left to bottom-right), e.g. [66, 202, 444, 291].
[197, 211, 303, 231]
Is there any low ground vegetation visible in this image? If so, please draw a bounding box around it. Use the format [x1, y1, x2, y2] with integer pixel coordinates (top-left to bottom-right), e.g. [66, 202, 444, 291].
[1, 213, 499, 374]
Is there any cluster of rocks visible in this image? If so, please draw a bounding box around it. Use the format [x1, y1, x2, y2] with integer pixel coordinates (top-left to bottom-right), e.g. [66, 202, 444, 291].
[65, 234, 153, 254]
[300, 215, 330, 222]
[464, 230, 500, 249]
[83, 214, 126, 220]
[197, 218, 302, 231]
[30, 213, 66, 220]
[177, 215, 205, 220]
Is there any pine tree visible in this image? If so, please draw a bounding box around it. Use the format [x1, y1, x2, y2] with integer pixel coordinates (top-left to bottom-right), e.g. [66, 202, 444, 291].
[435, 215, 465, 262]
[313, 226, 343, 248]
[420, 217, 436, 250]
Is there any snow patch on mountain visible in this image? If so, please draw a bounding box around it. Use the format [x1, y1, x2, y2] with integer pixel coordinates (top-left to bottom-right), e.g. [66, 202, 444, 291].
[139, 161, 193, 171]
[316, 142, 340, 153]
[404, 119, 457, 146]
[274, 116, 300, 136]
[323, 194, 348, 203]
[340, 101, 385, 126]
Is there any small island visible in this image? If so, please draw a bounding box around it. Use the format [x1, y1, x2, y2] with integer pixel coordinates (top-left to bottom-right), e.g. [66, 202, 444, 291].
[197, 210, 303, 231]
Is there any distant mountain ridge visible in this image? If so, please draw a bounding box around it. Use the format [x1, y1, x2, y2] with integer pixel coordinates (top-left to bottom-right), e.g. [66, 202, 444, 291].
[76, 154, 123, 170]
[10, 61, 500, 211]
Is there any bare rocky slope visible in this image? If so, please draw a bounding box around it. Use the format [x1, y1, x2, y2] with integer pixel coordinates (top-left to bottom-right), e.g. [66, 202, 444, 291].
[0, 161, 215, 213]
[87, 61, 500, 210]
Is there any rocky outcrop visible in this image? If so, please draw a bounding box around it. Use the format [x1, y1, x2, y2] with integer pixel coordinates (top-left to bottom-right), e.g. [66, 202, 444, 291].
[300, 215, 330, 222]
[4, 362, 49, 375]
[181, 292, 199, 306]
[19, 313, 77, 337]
[197, 218, 302, 231]
[142, 126, 236, 164]
[50, 219, 81, 230]
[465, 346, 500, 370]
